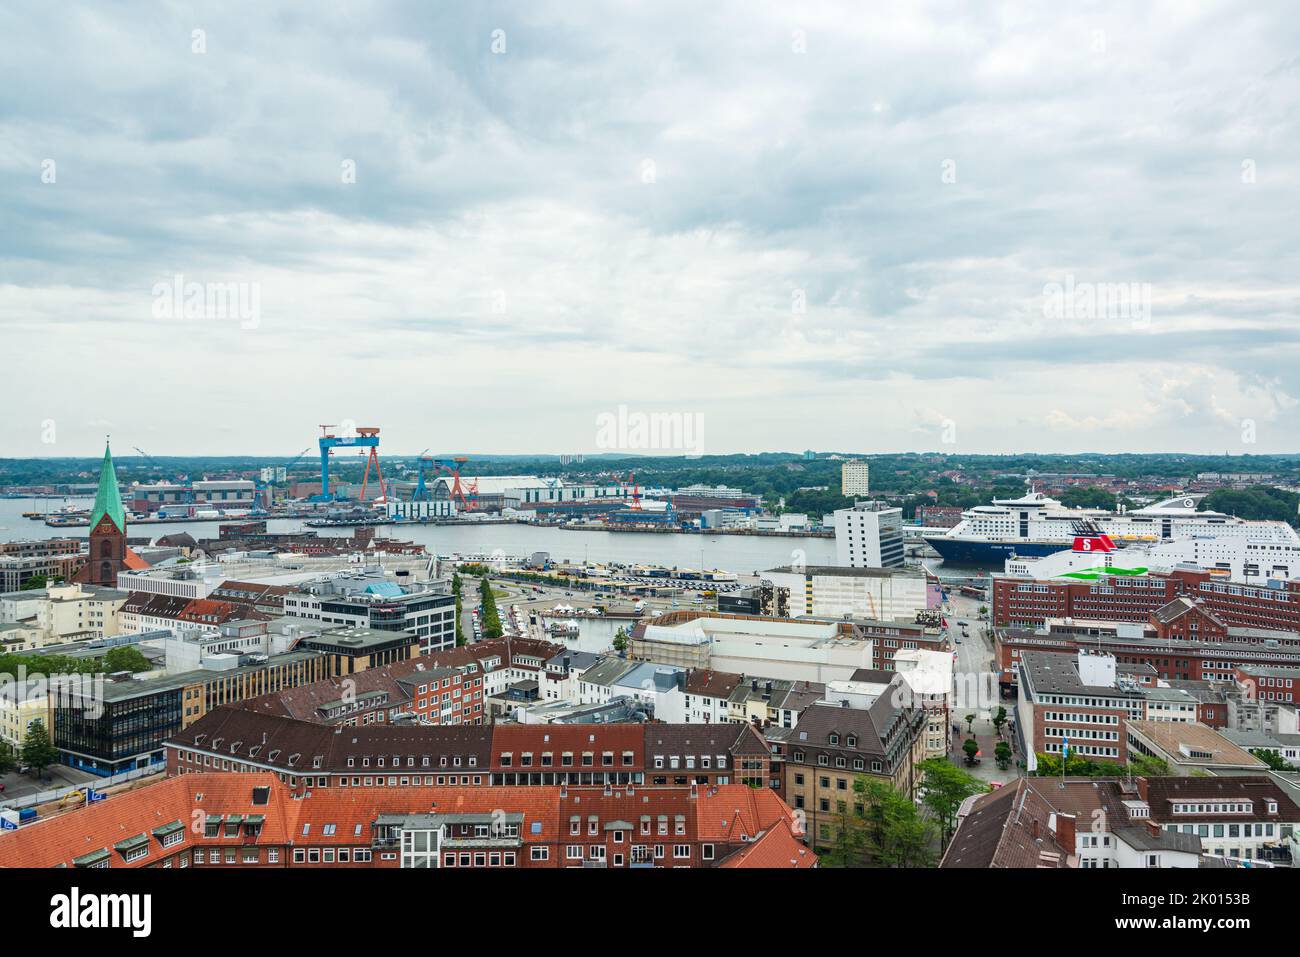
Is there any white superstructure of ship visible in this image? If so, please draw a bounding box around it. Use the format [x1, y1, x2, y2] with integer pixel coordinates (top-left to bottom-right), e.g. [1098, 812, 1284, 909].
[923, 490, 1300, 564]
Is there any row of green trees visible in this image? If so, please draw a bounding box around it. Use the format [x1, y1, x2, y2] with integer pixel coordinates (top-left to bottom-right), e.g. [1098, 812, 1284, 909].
[451, 574, 466, 646]
[1030, 752, 1171, 777]
[0, 646, 150, 680]
[818, 758, 986, 868]
[478, 576, 503, 640]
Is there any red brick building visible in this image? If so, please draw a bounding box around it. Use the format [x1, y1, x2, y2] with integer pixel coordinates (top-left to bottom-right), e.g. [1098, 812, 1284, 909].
[0, 771, 813, 869]
[166, 706, 773, 792]
[993, 567, 1300, 634]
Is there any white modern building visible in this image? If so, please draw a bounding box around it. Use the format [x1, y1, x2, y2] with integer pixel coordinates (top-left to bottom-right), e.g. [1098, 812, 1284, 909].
[763, 564, 930, 620]
[834, 501, 904, 568]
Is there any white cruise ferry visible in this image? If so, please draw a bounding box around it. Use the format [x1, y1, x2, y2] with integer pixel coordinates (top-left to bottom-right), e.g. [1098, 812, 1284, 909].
[922, 491, 1300, 564]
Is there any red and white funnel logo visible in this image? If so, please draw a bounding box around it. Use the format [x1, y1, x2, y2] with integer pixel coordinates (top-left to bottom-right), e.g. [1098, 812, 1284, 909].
[1072, 535, 1116, 553]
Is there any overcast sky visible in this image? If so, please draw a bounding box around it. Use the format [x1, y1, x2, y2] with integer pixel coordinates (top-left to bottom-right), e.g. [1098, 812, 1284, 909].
[2, 1, 1299, 458]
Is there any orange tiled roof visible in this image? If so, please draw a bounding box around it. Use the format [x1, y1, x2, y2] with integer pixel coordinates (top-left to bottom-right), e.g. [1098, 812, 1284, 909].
[695, 784, 798, 842]
[0, 772, 292, 869]
[718, 819, 817, 869]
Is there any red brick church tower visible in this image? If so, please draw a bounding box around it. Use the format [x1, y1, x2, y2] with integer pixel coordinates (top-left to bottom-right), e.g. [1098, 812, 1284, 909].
[73, 439, 130, 587]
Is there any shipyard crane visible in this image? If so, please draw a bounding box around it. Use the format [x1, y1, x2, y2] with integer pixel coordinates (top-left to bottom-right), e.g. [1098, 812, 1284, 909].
[412, 449, 435, 502]
[428, 456, 480, 510]
[313, 425, 384, 502]
[614, 471, 643, 510]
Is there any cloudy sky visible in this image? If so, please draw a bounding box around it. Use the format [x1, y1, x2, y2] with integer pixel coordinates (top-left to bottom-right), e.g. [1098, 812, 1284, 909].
[2, 1, 1299, 457]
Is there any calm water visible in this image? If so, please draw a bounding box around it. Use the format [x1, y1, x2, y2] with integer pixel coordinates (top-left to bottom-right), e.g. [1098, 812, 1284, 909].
[0, 497, 983, 581]
[0, 496, 837, 574]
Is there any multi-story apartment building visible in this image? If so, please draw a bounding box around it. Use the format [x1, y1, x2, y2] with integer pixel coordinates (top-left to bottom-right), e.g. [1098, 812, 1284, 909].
[941, 775, 1290, 868]
[993, 566, 1300, 634]
[1139, 776, 1297, 863]
[30, 583, 128, 643]
[0, 771, 815, 869]
[166, 706, 775, 795]
[238, 654, 488, 727]
[1017, 650, 1165, 769]
[771, 684, 928, 849]
[0, 538, 85, 592]
[996, 614, 1300, 694]
[840, 460, 870, 497]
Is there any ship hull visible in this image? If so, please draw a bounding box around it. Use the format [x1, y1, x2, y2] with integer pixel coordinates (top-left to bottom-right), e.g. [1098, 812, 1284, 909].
[922, 536, 1072, 565]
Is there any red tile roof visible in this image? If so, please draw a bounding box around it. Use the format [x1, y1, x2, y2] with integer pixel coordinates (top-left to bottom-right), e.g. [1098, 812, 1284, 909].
[0, 772, 293, 869]
[718, 819, 817, 869]
[695, 785, 799, 842]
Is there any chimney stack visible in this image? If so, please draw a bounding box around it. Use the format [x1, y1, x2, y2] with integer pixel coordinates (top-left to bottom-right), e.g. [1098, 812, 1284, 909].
[1054, 812, 1076, 851]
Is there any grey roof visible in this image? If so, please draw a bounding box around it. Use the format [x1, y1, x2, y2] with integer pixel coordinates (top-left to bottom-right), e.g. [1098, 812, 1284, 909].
[1219, 728, 1290, 750]
[1018, 650, 1146, 699]
[579, 657, 639, 688]
[1113, 826, 1203, 854]
[545, 650, 601, 671]
[97, 650, 321, 702]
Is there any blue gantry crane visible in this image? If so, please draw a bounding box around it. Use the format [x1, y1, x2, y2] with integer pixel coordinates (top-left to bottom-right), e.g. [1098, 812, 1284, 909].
[313, 425, 385, 502]
[412, 449, 434, 502]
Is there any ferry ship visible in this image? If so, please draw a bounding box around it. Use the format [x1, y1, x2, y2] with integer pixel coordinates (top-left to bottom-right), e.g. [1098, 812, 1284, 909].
[921, 491, 1300, 564]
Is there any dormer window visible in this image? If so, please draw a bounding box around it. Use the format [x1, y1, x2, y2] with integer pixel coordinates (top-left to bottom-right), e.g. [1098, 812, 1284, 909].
[828, 733, 839, 745]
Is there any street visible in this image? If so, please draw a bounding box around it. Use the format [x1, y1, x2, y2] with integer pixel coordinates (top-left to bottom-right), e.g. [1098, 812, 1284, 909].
[943, 592, 1021, 788]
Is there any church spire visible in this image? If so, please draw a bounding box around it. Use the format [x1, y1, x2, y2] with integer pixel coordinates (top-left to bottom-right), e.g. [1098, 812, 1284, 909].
[88, 438, 127, 533]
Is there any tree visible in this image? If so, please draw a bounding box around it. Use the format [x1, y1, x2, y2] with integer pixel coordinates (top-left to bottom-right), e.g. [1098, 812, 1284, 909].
[1032, 752, 1129, 777]
[1128, 754, 1172, 777]
[819, 797, 867, 867]
[857, 777, 934, 868]
[964, 713, 976, 734]
[0, 741, 16, 775]
[962, 738, 979, 765]
[994, 740, 1012, 769]
[102, 646, 150, 674]
[20, 574, 60, 591]
[20, 719, 58, 777]
[1250, 748, 1291, 772]
[478, 577, 503, 640]
[991, 706, 1007, 736]
[918, 757, 986, 850]
[452, 574, 466, 646]
[612, 627, 628, 655]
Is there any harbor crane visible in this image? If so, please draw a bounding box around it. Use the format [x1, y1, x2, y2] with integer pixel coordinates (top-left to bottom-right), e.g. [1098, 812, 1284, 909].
[314, 425, 386, 502]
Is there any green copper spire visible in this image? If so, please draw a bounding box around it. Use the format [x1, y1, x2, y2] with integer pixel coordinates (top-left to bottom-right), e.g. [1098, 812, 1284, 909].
[88, 439, 127, 533]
